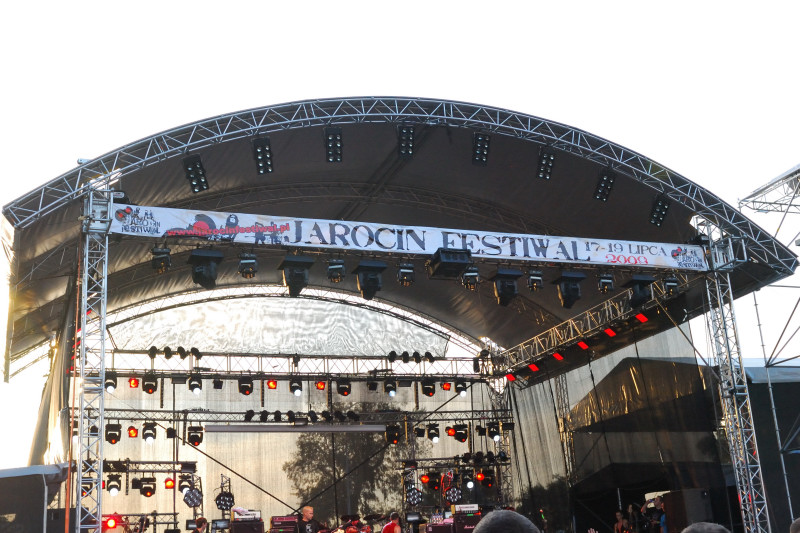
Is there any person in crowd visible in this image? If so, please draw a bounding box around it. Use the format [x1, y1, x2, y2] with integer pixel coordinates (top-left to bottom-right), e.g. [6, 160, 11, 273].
[641, 496, 666, 533]
[614, 510, 625, 533]
[680, 522, 730, 533]
[789, 517, 800, 533]
[473, 510, 540, 533]
[381, 512, 401, 533]
[194, 518, 208, 533]
[627, 503, 643, 533]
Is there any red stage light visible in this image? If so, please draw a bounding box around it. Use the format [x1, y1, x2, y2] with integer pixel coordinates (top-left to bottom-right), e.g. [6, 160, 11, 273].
[505, 373, 516, 381]
[165, 478, 175, 489]
[127, 426, 138, 438]
[128, 377, 139, 388]
[420, 474, 430, 484]
[267, 380, 278, 389]
[635, 313, 649, 323]
[315, 381, 326, 390]
[528, 363, 539, 372]
[604, 328, 617, 337]
[105, 518, 118, 529]
[441, 382, 452, 391]
[552, 352, 564, 361]
[577, 341, 589, 350]
[446, 427, 456, 436]
[475, 472, 485, 481]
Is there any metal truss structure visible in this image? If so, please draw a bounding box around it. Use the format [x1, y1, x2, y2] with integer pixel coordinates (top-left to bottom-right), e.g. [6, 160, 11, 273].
[704, 233, 770, 533]
[739, 163, 800, 214]
[75, 190, 112, 533]
[3, 97, 795, 276]
[553, 373, 575, 482]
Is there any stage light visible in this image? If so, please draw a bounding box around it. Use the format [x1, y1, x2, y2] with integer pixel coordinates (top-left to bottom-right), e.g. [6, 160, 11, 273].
[183, 156, 208, 193]
[106, 475, 122, 496]
[446, 426, 456, 437]
[142, 372, 158, 395]
[188, 248, 224, 289]
[164, 346, 173, 359]
[427, 247, 473, 280]
[215, 490, 235, 511]
[397, 263, 415, 287]
[128, 376, 139, 389]
[491, 268, 522, 306]
[424, 351, 435, 362]
[177, 474, 193, 494]
[626, 274, 656, 308]
[238, 376, 253, 396]
[414, 426, 426, 438]
[577, 341, 589, 350]
[385, 424, 401, 444]
[441, 381, 452, 392]
[594, 167, 616, 202]
[635, 313, 649, 323]
[472, 132, 490, 166]
[412, 351, 422, 363]
[454, 380, 468, 397]
[384, 379, 397, 397]
[142, 422, 157, 444]
[105, 423, 122, 445]
[165, 477, 175, 489]
[346, 410, 360, 421]
[528, 362, 540, 372]
[177, 346, 187, 359]
[556, 271, 586, 309]
[425, 472, 440, 491]
[187, 426, 204, 446]
[527, 269, 544, 291]
[183, 487, 203, 508]
[552, 352, 564, 361]
[498, 450, 510, 462]
[465, 473, 475, 489]
[505, 373, 517, 382]
[274, 410, 283, 422]
[488, 422, 501, 442]
[238, 252, 258, 279]
[190, 347, 201, 360]
[604, 327, 617, 337]
[420, 380, 435, 397]
[650, 196, 671, 226]
[213, 377, 223, 390]
[445, 486, 462, 503]
[537, 146, 556, 179]
[481, 471, 494, 487]
[244, 410, 255, 422]
[308, 411, 319, 422]
[388, 350, 398, 363]
[188, 375, 203, 395]
[398, 125, 415, 159]
[406, 487, 423, 505]
[315, 380, 327, 391]
[336, 379, 351, 396]
[598, 274, 614, 293]
[664, 276, 679, 296]
[266, 379, 278, 390]
[453, 424, 469, 443]
[257, 410, 268, 422]
[252, 137, 274, 174]
[503, 421, 515, 432]
[476, 425, 486, 437]
[354, 260, 387, 300]
[127, 426, 138, 438]
[475, 471, 485, 482]
[286, 379, 302, 396]
[419, 473, 430, 484]
[402, 351, 410, 364]
[140, 477, 156, 497]
[327, 259, 345, 283]
[461, 266, 480, 291]
[325, 127, 343, 163]
[148, 346, 158, 359]
[367, 380, 378, 392]
[321, 410, 333, 422]
[105, 372, 117, 393]
[151, 247, 172, 274]
[279, 255, 315, 297]
[427, 424, 440, 443]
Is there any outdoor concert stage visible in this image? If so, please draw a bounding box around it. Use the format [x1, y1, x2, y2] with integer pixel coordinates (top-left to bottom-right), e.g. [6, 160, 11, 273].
[2, 97, 797, 533]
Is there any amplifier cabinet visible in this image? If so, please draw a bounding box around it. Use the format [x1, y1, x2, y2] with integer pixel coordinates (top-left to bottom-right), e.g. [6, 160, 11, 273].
[232, 521, 264, 533]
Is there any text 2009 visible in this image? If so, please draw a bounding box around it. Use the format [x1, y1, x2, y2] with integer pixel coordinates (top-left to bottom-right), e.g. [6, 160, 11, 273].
[605, 254, 649, 265]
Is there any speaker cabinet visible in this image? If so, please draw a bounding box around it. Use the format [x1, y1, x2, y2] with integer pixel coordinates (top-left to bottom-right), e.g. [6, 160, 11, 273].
[663, 489, 713, 533]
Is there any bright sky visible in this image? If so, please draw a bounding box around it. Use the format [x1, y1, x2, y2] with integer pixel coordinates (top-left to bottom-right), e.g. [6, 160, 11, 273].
[1, 1, 799, 469]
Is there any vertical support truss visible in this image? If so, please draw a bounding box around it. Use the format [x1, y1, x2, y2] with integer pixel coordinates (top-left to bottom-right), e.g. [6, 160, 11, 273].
[704, 269, 770, 533]
[482, 341, 514, 507]
[75, 189, 111, 533]
[553, 373, 575, 482]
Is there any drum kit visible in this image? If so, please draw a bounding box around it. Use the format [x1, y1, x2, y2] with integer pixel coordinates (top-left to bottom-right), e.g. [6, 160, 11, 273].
[329, 514, 386, 533]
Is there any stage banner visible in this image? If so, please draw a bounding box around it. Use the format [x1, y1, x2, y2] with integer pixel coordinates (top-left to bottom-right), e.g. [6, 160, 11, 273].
[109, 204, 708, 271]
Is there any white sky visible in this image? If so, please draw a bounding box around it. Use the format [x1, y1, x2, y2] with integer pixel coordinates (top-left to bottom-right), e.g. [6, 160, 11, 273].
[1, 1, 799, 469]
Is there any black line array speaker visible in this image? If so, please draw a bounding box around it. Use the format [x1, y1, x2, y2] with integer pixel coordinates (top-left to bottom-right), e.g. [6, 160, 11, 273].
[663, 488, 713, 533]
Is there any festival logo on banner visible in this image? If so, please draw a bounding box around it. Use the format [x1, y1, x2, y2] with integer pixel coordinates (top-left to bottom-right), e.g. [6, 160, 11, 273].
[114, 206, 161, 235]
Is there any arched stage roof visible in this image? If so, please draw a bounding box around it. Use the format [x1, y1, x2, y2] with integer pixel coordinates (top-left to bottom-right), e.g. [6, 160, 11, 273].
[3, 97, 796, 368]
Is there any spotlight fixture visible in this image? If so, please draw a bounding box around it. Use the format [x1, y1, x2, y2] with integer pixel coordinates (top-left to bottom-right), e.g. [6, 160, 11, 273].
[105, 423, 122, 444]
[266, 379, 278, 390]
[475, 471, 485, 483]
[104, 514, 122, 529]
[414, 426, 426, 438]
[385, 424, 401, 444]
[163, 346, 173, 359]
[190, 347, 201, 360]
[556, 272, 586, 309]
[325, 127, 343, 163]
[177, 346, 187, 359]
[425, 472, 441, 491]
[487, 422, 501, 442]
[142, 372, 158, 395]
[491, 268, 522, 306]
[188, 375, 203, 395]
[626, 274, 656, 308]
[308, 411, 319, 422]
[453, 424, 469, 443]
[397, 263, 415, 287]
[128, 376, 140, 389]
[388, 350, 398, 363]
[420, 380, 435, 397]
[128, 426, 138, 438]
[178, 474, 193, 494]
[445, 486, 463, 503]
[480, 471, 495, 487]
[346, 410, 360, 421]
[464, 473, 475, 489]
[406, 487, 423, 505]
[259, 410, 269, 423]
[252, 137, 274, 174]
[213, 377, 223, 390]
[238, 253, 258, 279]
[183, 487, 203, 508]
[476, 425, 487, 437]
[650, 196, 671, 226]
[402, 351, 410, 364]
[183, 155, 208, 194]
[244, 410, 255, 422]
[461, 266, 480, 291]
[454, 380, 468, 397]
[424, 351, 435, 363]
[279, 255, 315, 297]
[412, 351, 422, 363]
[336, 379, 351, 396]
[187, 426, 204, 446]
[597, 273, 614, 293]
[384, 379, 397, 397]
[527, 269, 543, 292]
[165, 477, 175, 489]
[327, 259, 346, 283]
[315, 380, 326, 391]
[427, 424, 440, 443]
[274, 410, 283, 422]
[427, 247, 473, 280]
[537, 146, 556, 179]
[398, 125, 415, 159]
[147, 346, 158, 359]
[188, 249, 224, 290]
[441, 382, 452, 392]
[105, 372, 118, 393]
[354, 260, 387, 300]
[151, 247, 172, 274]
[472, 132, 490, 166]
[289, 379, 303, 397]
[663, 276, 679, 297]
[107, 474, 122, 496]
[594, 167, 616, 202]
[215, 491, 236, 511]
[366, 380, 378, 392]
[142, 422, 157, 444]
[238, 376, 254, 396]
[139, 477, 157, 498]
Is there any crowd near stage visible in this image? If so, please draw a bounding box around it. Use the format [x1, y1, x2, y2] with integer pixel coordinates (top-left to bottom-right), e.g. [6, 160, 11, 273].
[2, 97, 798, 533]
